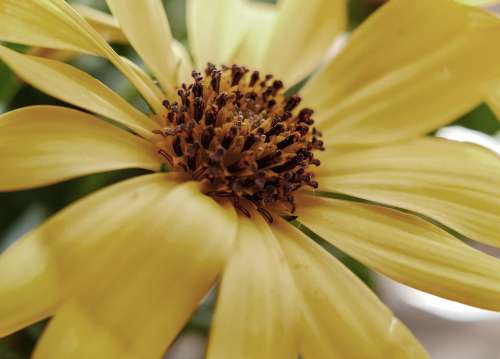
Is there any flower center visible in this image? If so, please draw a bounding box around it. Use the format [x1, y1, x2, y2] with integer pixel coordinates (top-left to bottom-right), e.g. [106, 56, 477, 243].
[154, 64, 323, 222]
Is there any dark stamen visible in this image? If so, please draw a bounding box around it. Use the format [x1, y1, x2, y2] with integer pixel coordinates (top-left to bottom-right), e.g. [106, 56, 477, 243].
[155, 63, 322, 223]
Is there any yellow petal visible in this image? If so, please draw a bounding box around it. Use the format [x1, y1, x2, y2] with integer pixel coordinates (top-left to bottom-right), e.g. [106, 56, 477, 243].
[187, 0, 250, 68]
[302, 0, 500, 145]
[0, 45, 157, 138]
[0, 106, 162, 191]
[172, 39, 195, 85]
[0, 173, 179, 336]
[26, 48, 80, 63]
[207, 213, 299, 359]
[25, 4, 127, 63]
[34, 304, 138, 359]
[487, 88, 500, 121]
[274, 219, 428, 359]
[456, 0, 496, 4]
[0, 0, 102, 54]
[296, 194, 500, 311]
[230, 2, 278, 71]
[105, 0, 176, 92]
[73, 4, 127, 44]
[0, 0, 165, 113]
[0, 228, 60, 337]
[317, 137, 500, 248]
[120, 56, 166, 105]
[33, 182, 237, 358]
[258, 0, 346, 86]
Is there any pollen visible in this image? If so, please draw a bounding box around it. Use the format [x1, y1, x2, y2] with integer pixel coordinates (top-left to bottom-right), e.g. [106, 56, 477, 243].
[154, 64, 324, 223]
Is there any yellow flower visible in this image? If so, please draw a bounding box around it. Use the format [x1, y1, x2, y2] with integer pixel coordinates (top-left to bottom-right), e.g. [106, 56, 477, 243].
[1, 0, 500, 358]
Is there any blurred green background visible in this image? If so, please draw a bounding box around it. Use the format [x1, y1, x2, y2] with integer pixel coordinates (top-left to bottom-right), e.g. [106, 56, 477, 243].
[1, 0, 499, 357]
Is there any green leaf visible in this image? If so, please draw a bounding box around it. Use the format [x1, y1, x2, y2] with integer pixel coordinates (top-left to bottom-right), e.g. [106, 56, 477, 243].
[453, 103, 500, 135]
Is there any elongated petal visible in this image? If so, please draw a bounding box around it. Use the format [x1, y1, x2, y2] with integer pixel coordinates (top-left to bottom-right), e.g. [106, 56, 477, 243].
[0, 0, 102, 54]
[34, 304, 137, 359]
[73, 4, 127, 43]
[207, 213, 299, 359]
[317, 137, 500, 248]
[33, 181, 237, 358]
[106, 0, 176, 92]
[258, 0, 346, 86]
[121, 56, 165, 102]
[302, 0, 500, 145]
[0, 45, 157, 138]
[25, 4, 127, 63]
[172, 40, 194, 85]
[274, 219, 428, 359]
[231, 3, 277, 69]
[0, 173, 178, 336]
[0, 0, 165, 113]
[0, 106, 162, 191]
[296, 195, 500, 311]
[188, 0, 250, 68]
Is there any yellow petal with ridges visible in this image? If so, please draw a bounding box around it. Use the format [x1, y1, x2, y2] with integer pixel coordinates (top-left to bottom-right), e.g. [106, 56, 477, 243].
[0, 45, 157, 138]
[230, 2, 278, 71]
[302, 0, 500, 145]
[274, 219, 428, 359]
[34, 303, 138, 359]
[0, 0, 165, 113]
[172, 39, 195, 85]
[73, 4, 127, 44]
[25, 4, 127, 63]
[105, 0, 177, 92]
[207, 213, 299, 359]
[121, 56, 166, 103]
[0, 0, 101, 54]
[317, 137, 500, 248]
[296, 195, 500, 311]
[188, 0, 250, 69]
[33, 181, 237, 359]
[0, 106, 162, 191]
[259, 0, 346, 86]
[0, 173, 179, 336]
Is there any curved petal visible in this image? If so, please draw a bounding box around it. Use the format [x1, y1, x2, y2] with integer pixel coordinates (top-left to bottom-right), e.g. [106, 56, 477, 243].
[302, 0, 500, 145]
[25, 4, 127, 63]
[258, 0, 346, 86]
[0, 0, 102, 54]
[0, 45, 157, 138]
[34, 303, 138, 359]
[296, 194, 500, 311]
[33, 181, 237, 358]
[0, 106, 162, 191]
[172, 39, 194, 85]
[230, 2, 278, 71]
[121, 56, 165, 103]
[105, 0, 176, 92]
[317, 137, 500, 248]
[274, 219, 428, 359]
[0, 173, 179, 336]
[207, 213, 299, 359]
[187, 0, 251, 69]
[0, 0, 165, 113]
[73, 4, 127, 44]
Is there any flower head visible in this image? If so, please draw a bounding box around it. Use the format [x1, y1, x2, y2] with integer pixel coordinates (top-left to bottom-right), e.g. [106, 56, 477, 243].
[1, 0, 500, 358]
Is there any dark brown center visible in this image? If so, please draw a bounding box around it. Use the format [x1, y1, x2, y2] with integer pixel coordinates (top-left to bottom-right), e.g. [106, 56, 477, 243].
[154, 64, 323, 223]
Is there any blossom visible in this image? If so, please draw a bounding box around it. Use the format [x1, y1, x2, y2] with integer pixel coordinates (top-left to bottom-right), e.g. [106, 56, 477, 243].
[1, 0, 500, 358]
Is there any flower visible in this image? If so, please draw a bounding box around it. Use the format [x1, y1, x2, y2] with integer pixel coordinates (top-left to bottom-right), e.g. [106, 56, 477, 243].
[1, 0, 500, 358]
